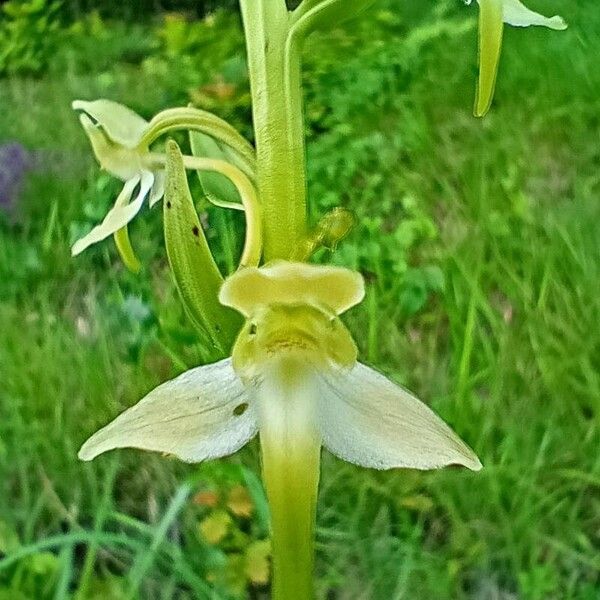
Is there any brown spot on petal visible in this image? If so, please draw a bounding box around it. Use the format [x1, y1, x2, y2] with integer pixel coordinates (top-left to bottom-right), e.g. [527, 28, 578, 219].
[233, 402, 248, 416]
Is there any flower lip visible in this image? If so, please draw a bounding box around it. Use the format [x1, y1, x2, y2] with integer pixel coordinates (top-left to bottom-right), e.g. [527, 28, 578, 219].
[219, 261, 365, 318]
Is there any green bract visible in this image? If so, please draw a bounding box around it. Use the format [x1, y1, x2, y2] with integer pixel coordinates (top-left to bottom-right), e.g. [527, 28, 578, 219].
[469, 0, 567, 116]
[163, 140, 244, 354]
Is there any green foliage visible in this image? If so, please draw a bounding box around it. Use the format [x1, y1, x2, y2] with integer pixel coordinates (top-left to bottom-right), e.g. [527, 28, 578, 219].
[0, 0, 62, 76]
[143, 10, 249, 111]
[1, 0, 599, 598]
[57, 11, 157, 74]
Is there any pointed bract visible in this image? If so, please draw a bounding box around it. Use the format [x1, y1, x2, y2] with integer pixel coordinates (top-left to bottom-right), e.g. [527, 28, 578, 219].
[471, 0, 567, 116]
[475, 0, 504, 117]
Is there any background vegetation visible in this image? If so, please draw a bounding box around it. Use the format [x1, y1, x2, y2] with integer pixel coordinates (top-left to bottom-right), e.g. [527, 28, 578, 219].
[0, 0, 598, 597]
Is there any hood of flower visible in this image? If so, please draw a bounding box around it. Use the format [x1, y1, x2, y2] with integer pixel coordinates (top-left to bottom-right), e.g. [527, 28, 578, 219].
[79, 114, 147, 181]
[219, 261, 365, 318]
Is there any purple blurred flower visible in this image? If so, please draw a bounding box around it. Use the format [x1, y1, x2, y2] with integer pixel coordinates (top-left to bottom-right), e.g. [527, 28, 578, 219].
[0, 142, 33, 215]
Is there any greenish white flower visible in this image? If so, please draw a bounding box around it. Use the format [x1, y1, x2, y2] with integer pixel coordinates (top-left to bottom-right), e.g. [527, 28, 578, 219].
[79, 261, 481, 472]
[71, 99, 165, 257]
[468, 0, 567, 116]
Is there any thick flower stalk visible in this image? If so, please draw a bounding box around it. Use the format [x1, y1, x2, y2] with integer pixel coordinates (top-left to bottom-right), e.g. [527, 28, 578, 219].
[79, 261, 481, 599]
[468, 0, 566, 116]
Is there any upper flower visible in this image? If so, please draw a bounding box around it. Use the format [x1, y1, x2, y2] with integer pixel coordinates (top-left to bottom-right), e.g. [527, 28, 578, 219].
[469, 0, 567, 116]
[78, 261, 481, 472]
[71, 99, 165, 257]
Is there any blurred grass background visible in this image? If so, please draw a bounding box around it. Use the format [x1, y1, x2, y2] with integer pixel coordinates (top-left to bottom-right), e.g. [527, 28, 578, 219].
[0, 0, 599, 597]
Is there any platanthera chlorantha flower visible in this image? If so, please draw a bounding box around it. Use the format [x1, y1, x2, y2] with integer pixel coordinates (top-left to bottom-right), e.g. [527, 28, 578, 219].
[71, 99, 165, 261]
[71, 99, 257, 269]
[468, 0, 566, 116]
[78, 261, 480, 596]
[79, 261, 481, 470]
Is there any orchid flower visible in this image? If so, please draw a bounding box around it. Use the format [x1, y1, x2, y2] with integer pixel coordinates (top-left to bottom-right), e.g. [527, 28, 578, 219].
[71, 99, 257, 269]
[79, 260, 481, 596]
[71, 100, 165, 262]
[468, 0, 567, 116]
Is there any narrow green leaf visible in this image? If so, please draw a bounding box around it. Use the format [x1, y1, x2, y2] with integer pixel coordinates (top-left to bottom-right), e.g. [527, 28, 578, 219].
[475, 0, 504, 117]
[163, 140, 242, 355]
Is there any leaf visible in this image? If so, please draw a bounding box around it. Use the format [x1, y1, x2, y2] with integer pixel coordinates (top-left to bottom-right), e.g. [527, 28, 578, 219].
[0, 520, 20, 554]
[399, 494, 434, 513]
[193, 490, 220, 507]
[163, 140, 242, 354]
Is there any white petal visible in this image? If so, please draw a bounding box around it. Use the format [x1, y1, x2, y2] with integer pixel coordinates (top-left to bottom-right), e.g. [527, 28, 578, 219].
[317, 362, 482, 471]
[71, 171, 153, 256]
[72, 99, 148, 148]
[148, 169, 165, 207]
[79, 358, 257, 462]
[501, 0, 566, 29]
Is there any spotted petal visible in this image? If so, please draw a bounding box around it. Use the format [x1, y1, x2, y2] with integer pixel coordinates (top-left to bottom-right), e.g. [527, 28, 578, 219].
[71, 170, 153, 256]
[317, 362, 482, 471]
[79, 358, 257, 463]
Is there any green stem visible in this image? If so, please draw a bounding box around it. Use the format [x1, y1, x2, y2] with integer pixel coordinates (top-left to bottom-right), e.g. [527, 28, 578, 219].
[140, 107, 257, 180]
[239, 0, 307, 260]
[258, 358, 321, 600]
